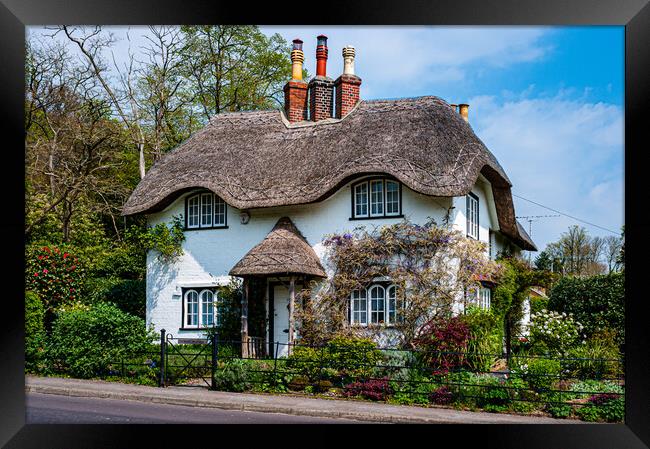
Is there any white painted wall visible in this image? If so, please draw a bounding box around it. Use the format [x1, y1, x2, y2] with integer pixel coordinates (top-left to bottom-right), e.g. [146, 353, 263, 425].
[146, 176, 505, 339]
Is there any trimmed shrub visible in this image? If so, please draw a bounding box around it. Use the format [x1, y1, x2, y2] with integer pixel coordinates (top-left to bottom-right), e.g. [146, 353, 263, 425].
[548, 273, 624, 346]
[25, 291, 47, 373]
[48, 302, 156, 378]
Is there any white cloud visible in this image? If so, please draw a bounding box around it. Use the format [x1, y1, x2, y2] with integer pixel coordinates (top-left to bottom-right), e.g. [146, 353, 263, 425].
[469, 90, 624, 250]
[261, 26, 553, 97]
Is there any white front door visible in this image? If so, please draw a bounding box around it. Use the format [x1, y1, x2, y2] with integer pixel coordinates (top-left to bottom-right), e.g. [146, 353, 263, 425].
[272, 285, 290, 358]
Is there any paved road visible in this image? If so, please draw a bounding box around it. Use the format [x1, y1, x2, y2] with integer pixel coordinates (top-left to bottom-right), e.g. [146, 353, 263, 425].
[26, 392, 367, 424]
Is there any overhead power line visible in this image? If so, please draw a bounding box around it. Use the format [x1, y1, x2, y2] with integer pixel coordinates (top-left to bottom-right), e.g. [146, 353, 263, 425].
[512, 193, 620, 235]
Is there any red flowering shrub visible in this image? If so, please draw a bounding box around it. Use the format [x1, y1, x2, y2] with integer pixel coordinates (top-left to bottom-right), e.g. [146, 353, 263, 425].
[429, 385, 454, 405]
[343, 378, 392, 401]
[25, 245, 84, 313]
[413, 315, 471, 374]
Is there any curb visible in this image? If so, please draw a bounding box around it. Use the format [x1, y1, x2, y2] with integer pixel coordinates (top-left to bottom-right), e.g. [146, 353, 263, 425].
[25, 379, 576, 424]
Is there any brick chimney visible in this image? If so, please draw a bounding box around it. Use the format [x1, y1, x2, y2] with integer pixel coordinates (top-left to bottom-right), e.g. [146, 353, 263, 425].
[283, 39, 308, 123]
[308, 35, 334, 122]
[335, 45, 362, 119]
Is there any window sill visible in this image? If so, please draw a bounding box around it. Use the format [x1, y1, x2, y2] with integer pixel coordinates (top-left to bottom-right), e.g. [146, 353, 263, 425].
[178, 327, 215, 331]
[349, 215, 404, 221]
[184, 226, 229, 231]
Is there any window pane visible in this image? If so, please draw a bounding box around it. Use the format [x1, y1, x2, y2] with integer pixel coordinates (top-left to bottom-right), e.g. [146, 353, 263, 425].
[188, 195, 200, 228]
[387, 286, 396, 324]
[467, 194, 478, 239]
[370, 180, 384, 216]
[369, 286, 385, 324]
[201, 194, 213, 227]
[351, 289, 367, 324]
[201, 290, 214, 327]
[354, 183, 368, 217]
[186, 290, 198, 326]
[214, 196, 226, 226]
[386, 181, 399, 215]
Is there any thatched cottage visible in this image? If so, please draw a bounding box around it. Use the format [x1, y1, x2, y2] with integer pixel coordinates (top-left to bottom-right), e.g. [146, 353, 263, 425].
[122, 35, 536, 356]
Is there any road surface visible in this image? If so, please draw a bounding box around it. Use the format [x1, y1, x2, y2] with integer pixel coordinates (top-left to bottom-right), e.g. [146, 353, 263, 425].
[25, 392, 368, 424]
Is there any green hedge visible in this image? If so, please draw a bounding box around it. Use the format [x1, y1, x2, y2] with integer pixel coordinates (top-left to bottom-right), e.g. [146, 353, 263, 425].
[48, 302, 156, 378]
[548, 272, 624, 345]
[25, 291, 47, 373]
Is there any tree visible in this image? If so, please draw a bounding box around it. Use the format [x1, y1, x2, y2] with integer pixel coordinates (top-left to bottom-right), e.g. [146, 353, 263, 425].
[603, 234, 623, 273]
[25, 39, 130, 243]
[539, 225, 610, 277]
[179, 26, 294, 119]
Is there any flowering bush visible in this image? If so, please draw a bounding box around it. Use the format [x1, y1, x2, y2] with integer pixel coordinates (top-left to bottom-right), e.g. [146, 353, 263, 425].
[413, 315, 471, 374]
[25, 245, 84, 313]
[529, 309, 585, 355]
[343, 377, 392, 401]
[297, 218, 502, 346]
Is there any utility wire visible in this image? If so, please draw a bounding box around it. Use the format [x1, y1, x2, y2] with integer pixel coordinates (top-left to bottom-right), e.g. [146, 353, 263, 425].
[512, 193, 620, 235]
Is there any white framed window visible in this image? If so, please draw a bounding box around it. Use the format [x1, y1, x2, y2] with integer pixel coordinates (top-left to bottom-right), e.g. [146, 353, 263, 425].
[354, 183, 369, 218]
[350, 284, 400, 326]
[352, 178, 401, 219]
[466, 192, 479, 239]
[351, 289, 368, 325]
[370, 180, 384, 216]
[187, 195, 200, 229]
[186, 192, 227, 229]
[385, 180, 400, 216]
[184, 288, 219, 328]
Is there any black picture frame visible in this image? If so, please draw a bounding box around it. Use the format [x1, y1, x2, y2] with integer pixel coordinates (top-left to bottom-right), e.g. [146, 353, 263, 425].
[3, 0, 648, 447]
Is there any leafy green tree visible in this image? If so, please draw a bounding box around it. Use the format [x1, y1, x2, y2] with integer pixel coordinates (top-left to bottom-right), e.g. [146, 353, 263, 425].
[180, 26, 295, 118]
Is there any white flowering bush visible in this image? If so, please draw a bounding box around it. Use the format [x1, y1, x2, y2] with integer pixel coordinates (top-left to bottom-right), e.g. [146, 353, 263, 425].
[529, 309, 585, 355]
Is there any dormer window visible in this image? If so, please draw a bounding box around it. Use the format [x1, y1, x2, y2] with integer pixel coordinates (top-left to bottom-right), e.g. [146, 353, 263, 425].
[351, 178, 402, 220]
[186, 191, 228, 229]
[466, 192, 479, 239]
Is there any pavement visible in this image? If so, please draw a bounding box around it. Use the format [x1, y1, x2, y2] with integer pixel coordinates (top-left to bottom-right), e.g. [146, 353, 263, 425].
[25, 375, 577, 424]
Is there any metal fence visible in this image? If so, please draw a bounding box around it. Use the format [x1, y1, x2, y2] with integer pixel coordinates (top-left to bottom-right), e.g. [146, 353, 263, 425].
[99, 330, 623, 419]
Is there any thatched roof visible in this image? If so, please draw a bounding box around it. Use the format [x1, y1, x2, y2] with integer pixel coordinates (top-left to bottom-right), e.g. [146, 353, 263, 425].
[229, 217, 327, 277]
[122, 96, 536, 251]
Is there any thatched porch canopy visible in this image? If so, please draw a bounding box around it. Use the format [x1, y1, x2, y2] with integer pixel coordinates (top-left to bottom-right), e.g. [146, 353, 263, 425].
[229, 217, 326, 278]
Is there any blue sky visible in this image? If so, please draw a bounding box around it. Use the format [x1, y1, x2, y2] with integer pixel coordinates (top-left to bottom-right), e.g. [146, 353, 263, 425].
[28, 26, 624, 254]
